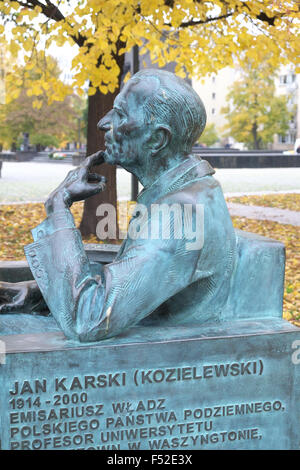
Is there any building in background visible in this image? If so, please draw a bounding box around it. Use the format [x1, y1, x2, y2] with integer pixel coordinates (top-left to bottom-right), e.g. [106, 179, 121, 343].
[193, 65, 299, 151]
[274, 65, 299, 151]
[193, 67, 239, 147]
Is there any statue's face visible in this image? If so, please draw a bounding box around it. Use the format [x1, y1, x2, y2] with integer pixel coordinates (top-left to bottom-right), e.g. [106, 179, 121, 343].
[98, 79, 154, 170]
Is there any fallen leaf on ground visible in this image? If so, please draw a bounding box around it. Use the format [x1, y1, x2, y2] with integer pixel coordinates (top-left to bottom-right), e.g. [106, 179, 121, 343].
[227, 193, 300, 212]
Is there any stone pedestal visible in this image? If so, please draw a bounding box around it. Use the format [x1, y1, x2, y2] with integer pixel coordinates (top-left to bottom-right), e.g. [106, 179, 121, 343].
[0, 316, 299, 450]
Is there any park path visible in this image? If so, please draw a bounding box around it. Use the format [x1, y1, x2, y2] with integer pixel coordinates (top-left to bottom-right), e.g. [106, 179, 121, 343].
[1, 160, 300, 226]
[1, 162, 300, 203]
[227, 202, 300, 226]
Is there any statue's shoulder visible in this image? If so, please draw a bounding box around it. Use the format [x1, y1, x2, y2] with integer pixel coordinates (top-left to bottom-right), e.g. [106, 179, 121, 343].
[155, 179, 218, 212]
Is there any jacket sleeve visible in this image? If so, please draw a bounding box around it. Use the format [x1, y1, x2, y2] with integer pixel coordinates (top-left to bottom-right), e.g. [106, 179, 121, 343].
[24, 210, 199, 342]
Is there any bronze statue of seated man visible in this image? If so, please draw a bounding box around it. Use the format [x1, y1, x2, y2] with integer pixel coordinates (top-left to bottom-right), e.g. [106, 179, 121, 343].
[0, 70, 237, 342]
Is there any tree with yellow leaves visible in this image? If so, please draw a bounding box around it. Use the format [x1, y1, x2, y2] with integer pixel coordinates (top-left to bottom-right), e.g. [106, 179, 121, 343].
[0, 0, 299, 234]
[0, 56, 81, 150]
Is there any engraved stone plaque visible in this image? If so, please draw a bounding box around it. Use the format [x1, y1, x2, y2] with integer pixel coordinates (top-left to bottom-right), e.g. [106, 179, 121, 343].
[0, 317, 299, 450]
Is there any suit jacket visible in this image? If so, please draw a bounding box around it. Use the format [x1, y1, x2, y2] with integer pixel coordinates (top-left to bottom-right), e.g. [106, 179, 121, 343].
[25, 156, 237, 342]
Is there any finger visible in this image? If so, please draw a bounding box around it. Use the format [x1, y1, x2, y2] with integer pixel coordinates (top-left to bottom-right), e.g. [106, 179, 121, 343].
[82, 151, 105, 170]
[0, 294, 13, 304]
[0, 284, 20, 299]
[86, 182, 106, 196]
[0, 303, 20, 313]
[87, 173, 107, 184]
[0, 291, 26, 311]
[0, 281, 20, 292]
[67, 168, 82, 182]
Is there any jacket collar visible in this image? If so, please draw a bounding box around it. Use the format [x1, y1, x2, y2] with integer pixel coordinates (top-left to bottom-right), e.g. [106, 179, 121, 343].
[137, 155, 215, 206]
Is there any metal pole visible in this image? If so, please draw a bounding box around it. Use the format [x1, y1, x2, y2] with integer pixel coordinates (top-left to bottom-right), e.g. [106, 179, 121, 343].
[78, 118, 81, 150]
[131, 45, 140, 201]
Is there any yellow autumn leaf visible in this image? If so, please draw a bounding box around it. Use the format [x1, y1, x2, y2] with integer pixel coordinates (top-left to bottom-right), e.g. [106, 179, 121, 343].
[32, 99, 42, 109]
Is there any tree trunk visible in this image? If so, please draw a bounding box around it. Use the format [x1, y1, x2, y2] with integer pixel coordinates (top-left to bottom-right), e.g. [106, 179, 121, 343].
[252, 121, 260, 150]
[79, 54, 125, 239]
[79, 88, 118, 239]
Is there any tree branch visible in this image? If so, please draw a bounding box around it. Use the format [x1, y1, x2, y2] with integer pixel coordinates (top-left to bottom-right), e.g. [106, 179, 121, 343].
[173, 12, 234, 28]
[12, 0, 87, 47]
[243, 2, 300, 27]
[164, 1, 299, 28]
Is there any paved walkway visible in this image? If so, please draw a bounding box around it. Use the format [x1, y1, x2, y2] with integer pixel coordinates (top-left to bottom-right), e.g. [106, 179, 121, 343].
[215, 167, 300, 193]
[1, 162, 300, 203]
[1, 161, 300, 227]
[227, 202, 300, 226]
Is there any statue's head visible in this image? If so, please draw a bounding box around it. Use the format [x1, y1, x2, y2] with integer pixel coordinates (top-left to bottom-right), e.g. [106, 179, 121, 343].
[98, 69, 206, 174]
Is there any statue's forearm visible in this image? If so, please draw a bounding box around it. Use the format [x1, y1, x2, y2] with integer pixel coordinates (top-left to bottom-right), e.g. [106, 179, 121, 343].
[45, 190, 68, 216]
[25, 227, 101, 339]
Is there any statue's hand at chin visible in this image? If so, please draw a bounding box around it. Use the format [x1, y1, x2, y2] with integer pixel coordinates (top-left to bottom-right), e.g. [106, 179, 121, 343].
[45, 151, 107, 215]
